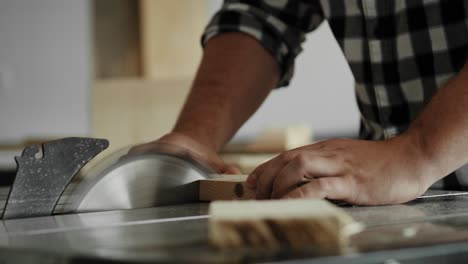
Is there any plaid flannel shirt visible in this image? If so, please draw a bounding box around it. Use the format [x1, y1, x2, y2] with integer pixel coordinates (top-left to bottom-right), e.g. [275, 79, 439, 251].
[202, 0, 468, 190]
[203, 0, 468, 139]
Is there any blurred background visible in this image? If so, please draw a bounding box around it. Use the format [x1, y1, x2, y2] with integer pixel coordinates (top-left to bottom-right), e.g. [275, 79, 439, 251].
[0, 0, 359, 172]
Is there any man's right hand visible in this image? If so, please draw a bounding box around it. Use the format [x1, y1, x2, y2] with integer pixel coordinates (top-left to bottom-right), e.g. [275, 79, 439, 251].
[127, 132, 241, 174]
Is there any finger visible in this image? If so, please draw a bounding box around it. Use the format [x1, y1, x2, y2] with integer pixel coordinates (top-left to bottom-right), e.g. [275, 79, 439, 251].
[301, 155, 344, 179]
[246, 164, 265, 188]
[282, 177, 352, 201]
[270, 154, 343, 199]
[246, 153, 282, 188]
[255, 163, 284, 199]
[270, 157, 307, 199]
[252, 153, 297, 199]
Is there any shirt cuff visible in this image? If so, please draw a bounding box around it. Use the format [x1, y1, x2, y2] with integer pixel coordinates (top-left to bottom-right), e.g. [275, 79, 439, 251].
[201, 9, 299, 88]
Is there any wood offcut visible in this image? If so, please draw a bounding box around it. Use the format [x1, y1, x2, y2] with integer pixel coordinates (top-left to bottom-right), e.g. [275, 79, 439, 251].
[199, 174, 255, 201]
[209, 199, 363, 252]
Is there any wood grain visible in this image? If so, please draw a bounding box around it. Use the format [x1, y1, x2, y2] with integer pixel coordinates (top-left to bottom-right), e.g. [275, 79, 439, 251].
[140, 0, 205, 80]
[199, 174, 255, 201]
[209, 199, 362, 251]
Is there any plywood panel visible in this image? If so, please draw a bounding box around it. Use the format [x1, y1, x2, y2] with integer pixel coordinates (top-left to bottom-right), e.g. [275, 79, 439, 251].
[140, 0, 207, 79]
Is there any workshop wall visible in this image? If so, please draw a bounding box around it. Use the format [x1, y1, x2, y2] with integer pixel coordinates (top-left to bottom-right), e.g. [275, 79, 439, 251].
[0, 0, 360, 155]
[0, 0, 91, 142]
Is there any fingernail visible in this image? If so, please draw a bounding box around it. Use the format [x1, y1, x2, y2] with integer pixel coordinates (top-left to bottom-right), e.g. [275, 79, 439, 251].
[246, 174, 257, 188]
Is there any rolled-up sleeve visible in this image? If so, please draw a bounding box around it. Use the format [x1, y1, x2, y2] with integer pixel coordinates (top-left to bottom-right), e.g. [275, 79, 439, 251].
[202, 0, 324, 87]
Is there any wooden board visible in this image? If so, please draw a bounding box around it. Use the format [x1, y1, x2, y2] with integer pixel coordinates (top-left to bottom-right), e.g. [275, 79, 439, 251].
[140, 0, 206, 80]
[199, 174, 255, 201]
[209, 199, 362, 251]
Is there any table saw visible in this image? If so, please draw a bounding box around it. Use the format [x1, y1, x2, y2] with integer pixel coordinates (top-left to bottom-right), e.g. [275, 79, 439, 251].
[2, 138, 468, 263]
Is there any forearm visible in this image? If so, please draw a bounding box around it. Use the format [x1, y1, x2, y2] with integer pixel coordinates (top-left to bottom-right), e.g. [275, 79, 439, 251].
[173, 33, 279, 152]
[404, 62, 468, 184]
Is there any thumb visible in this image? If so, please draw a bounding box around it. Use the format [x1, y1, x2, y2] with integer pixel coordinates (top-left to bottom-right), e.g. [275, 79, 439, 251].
[283, 177, 351, 201]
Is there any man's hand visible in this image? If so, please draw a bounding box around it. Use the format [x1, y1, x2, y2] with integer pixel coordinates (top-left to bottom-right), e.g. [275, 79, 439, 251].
[128, 132, 240, 174]
[246, 134, 438, 205]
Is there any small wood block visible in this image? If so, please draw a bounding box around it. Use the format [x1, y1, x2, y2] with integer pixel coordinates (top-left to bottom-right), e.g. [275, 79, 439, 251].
[199, 174, 255, 201]
[209, 199, 362, 251]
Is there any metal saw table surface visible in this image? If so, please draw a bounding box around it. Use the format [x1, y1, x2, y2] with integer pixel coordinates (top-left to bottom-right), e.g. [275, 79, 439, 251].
[2, 190, 468, 263]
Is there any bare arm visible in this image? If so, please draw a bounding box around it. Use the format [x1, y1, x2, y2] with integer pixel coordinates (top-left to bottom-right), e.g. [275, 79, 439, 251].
[173, 33, 279, 152]
[129, 33, 280, 172]
[130, 1, 321, 173]
[407, 62, 468, 186]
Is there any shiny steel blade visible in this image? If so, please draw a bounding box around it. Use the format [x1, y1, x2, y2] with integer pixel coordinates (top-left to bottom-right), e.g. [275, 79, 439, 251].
[66, 148, 214, 213]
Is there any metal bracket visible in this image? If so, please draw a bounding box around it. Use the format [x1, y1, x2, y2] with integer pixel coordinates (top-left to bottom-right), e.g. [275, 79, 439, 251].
[2, 137, 109, 219]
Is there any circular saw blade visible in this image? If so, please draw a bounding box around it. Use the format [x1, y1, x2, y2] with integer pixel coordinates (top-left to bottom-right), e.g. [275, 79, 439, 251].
[66, 146, 215, 213]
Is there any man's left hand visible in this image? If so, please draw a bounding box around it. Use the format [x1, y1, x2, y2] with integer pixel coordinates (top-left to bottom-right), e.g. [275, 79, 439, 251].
[246, 135, 438, 205]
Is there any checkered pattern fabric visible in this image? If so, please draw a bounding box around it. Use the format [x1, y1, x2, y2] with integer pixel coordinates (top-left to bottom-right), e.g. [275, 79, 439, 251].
[202, 0, 468, 141]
